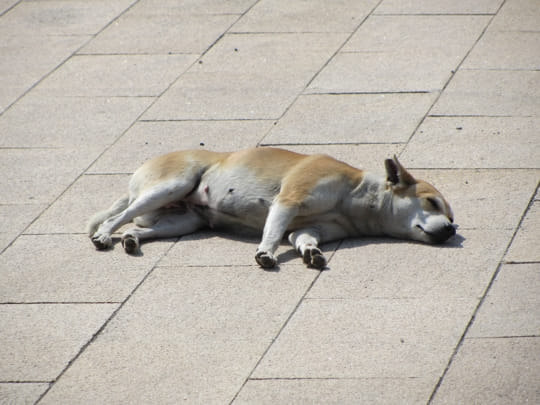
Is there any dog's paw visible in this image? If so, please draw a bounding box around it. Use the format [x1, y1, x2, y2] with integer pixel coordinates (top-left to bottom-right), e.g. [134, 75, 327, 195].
[302, 246, 327, 270]
[121, 234, 139, 254]
[91, 233, 112, 250]
[255, 251, 277, 268]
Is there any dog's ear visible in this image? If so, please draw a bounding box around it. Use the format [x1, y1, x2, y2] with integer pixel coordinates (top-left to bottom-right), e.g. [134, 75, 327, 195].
[385, 155, 416, 187]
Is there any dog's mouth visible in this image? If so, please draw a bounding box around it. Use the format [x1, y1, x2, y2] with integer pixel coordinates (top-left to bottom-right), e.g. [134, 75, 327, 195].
[416, 224, 456, 244]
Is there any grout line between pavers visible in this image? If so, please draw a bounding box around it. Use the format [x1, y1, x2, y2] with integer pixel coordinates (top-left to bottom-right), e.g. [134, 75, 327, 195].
[427, 179, 539, 404]
[256, 0, 386, 146]
[228, 239, 343, 404]
[401, 4, 504, 153]
[34, 237, 180, 404]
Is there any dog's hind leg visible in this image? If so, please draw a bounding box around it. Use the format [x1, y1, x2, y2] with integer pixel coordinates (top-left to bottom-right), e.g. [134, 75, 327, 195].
[90, 179, 198, 250]
[121, 211, 205, 254]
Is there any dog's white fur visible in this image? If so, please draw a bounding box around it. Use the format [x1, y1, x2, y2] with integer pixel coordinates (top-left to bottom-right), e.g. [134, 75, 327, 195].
[87, 147, 456, 269]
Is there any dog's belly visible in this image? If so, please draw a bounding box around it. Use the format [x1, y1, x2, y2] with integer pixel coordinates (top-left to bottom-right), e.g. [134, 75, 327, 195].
[187, 166, 278, 232]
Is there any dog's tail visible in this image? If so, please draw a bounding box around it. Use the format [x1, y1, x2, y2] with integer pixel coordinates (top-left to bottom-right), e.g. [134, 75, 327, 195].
[86, 195, 129, 236]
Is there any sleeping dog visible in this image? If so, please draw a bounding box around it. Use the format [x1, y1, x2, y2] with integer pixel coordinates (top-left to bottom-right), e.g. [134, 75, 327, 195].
[87, 147, 456, 269]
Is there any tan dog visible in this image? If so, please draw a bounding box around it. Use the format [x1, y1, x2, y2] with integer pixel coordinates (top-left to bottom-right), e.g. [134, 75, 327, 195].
[87, 147, 456, 269]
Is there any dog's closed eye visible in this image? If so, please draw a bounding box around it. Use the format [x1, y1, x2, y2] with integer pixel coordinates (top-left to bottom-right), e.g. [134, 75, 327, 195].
[426, 197, 440, 211]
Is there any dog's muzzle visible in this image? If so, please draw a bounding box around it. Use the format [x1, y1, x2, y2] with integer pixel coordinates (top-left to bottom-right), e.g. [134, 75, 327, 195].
[417, 223, 456, 244]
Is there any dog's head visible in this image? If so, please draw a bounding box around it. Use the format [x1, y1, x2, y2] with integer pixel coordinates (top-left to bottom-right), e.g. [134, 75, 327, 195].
[383, 156, 456, 244]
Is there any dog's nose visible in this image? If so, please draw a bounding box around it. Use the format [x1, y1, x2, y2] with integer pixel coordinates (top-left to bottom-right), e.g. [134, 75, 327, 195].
[444, 223, 456, 237]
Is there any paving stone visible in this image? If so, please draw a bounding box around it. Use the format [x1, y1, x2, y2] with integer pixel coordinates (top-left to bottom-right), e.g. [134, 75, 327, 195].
[33, 54, 197, 97]
[463, 31, 540, 70]
[401, 116, 540, 168]
[489, 0, 540, 32]
[410, 169, 538, 231]
[431, 70, 540, 117]
[0, 148, 99, 204]
[232, 0, 378, 33]
[432, 337, 540, 404]
[0, 204, 45, 253]
[129, 0, 257, 15]
[0, 95, 153, 148]
[468, 263, 540, 338]
[89, 120, 273, 174]
[0, 0, 135, 36]
[0, 34, 88, 112]
[143, 33, 347, 120]
[81, 13, 238, 54]
[261, 93, 437, 144]
[233, 377, 435, 405]
[27, 174, 131, 234]
[272, 144, 403, 172]
[0, 0, 18, 14]
[375, 0, 503, 14]
[308, 15, 490, 93]
[505, 200, 540, 263]
[0, 383, 49, 405]
[252, 297, 477, 379]
[161, 230, 338, 268]
[39, 265, 316, 404]
[0, 234, 171, 303]
[0, 303, 117, 381]
[308, 229, 512, 300]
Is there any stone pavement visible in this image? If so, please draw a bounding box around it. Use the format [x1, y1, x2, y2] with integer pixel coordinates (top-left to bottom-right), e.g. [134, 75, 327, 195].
[1, 0, 539, 403]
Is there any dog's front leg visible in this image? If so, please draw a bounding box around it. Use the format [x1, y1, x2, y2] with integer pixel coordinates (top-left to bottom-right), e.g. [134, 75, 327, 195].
[256, 203, 298, 268]
[288, 228, 326, 270]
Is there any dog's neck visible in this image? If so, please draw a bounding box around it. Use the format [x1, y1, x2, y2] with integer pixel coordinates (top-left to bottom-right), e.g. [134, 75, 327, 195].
[343, 172, 394, 236]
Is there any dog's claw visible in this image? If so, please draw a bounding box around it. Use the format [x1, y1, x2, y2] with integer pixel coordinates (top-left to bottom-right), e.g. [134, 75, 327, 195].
[121, 234, 139, 254]
[91, 234, 112, 250]
[255, 251, 277, 268]
[303, 247, 326, 270]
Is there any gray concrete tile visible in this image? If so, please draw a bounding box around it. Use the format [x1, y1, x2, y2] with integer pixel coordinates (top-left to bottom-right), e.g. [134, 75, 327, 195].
[231, 0, 378, 33]
[0, 0, 18, 14]
[143, 33, 347, 120]
[27, 174, 130, 234]
[252, 297, 477, 379]
[0, 234, 170, 303]
[0, 204, 45, 253]
[0, 95, 153, 148]
[0, 148, 99, 204]
[411, 169, 538, 231]
[161, 230, 338, 268]
[401, 117, 540, 168]
[88, 120, 273, 174]
[431, 70, 540, 117]
[273, 144, 403, 172]
[463, 31, 540, 70]
[0, 303, 117, 381]
[506, 200, 540, 263]
[130, 0, 257, 15]
[375, 0, 503, 14]
[81, 13, 238, 54]
[0, 383, 48, 405]
[39, 265, 316, 404]
[308, 229, 513, 300]
[233, 377, 435, 405]
[432, 337, 540, 404]
[0, 0, 135, 36]
[0, 34, 89, 112]
[308, 16, 490, 93]
[33, 54, 197, 97]
[261, 93, 437, 144]
[489, 0, 540, 32]
[468, 263, 540, 338]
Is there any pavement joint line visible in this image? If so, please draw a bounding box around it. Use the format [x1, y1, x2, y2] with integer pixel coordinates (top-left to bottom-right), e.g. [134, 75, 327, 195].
[466, 335, 540, 340]
[257, 0, 385, 146]
[228, 238, 344, 404]
[405, 8, 502, 149]
[427, 179, 539, 404]
[34, 237, 179, 405]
